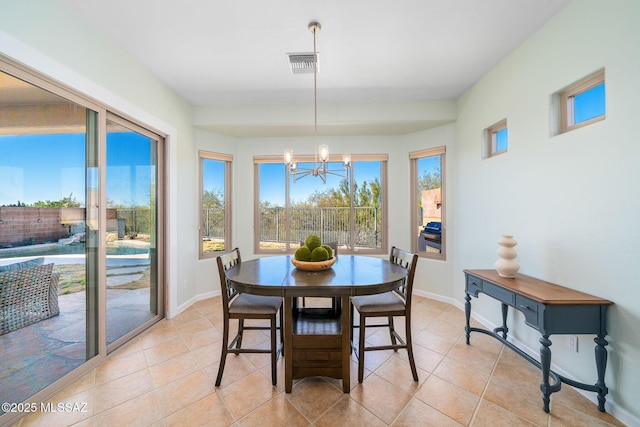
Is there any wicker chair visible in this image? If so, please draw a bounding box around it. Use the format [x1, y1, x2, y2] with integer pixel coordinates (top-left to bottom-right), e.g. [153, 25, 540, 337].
[350, 246, 419, 383]
[0, 263, 60, 335]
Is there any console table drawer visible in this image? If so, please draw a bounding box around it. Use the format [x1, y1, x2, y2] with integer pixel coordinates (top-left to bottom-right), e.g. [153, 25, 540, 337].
[516, 294, 540, 328]
[483, 281, 515, 305]
[465, 275, 483, 295]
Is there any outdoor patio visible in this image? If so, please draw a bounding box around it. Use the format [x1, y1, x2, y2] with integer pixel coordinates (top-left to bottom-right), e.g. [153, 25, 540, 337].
[0, 257, 154, 410]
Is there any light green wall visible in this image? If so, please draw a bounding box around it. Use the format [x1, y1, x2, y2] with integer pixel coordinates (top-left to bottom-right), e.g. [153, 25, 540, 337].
[454, 0, 640, 420]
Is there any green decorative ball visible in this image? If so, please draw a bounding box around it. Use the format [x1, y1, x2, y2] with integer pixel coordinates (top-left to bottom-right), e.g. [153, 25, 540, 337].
[321, 245, 333, 259]
[294, 246, 312, 261]
[310, 246, 329, 262]
[305, 234, 322, 251]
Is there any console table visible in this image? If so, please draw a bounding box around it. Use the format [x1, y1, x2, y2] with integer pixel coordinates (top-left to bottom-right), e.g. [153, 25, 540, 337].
[463, 269, 613, 413]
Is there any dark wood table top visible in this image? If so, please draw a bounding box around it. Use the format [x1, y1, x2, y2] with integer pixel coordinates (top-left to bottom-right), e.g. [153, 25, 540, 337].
[464, 269, 613, 306]
[226, 255, 408, 297]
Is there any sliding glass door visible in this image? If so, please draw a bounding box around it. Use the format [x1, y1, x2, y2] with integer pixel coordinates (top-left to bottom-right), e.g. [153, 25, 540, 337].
[0, 63, 164, 422]
[105, 116, 162, 347]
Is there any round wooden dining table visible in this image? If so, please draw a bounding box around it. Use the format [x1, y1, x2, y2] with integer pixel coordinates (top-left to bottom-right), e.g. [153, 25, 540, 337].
[224, 255, 408, 392]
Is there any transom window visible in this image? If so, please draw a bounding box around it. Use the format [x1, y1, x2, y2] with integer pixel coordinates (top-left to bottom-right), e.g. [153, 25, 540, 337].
[486, 119, 508, 157]
[559, 69, 605, 133]
[254, 154, 387, 254]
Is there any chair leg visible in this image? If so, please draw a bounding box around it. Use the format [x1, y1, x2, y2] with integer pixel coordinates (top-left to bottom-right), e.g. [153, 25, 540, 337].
[271, 315, 277, 386]
[349, 302, 354, 354]
[358, 312, 366, 383]
[236, 319, 244, 350]
[388, 316, 398, 351]
[216, 318, 230, 386]
[405, 315, 419, 382]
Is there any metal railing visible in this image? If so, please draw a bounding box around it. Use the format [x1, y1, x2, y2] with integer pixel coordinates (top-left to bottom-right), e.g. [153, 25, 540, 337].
[257, 206, 382, 249]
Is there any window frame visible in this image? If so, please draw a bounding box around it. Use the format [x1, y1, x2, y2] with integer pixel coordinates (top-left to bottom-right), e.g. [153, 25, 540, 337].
[253, 154, 388, 255]
[198, 150, 232, 259]
[410, 146, 446, 260]
[559, 69, 605, 134]
[486, 119, 508, 157]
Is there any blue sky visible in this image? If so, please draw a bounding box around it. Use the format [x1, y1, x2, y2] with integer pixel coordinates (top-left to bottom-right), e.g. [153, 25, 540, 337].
[0, 132, 153, 207]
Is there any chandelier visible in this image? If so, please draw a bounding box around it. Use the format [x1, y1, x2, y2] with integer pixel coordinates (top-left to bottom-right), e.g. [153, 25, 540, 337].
[284, 21, 350, 183]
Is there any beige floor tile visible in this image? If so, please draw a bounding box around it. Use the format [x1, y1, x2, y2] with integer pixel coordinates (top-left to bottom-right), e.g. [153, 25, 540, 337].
[144, 335, 191, 366]
[140, 324, 182, 349]
[286, 377, 344, 422]
[471, 400, 538, 427]
[174, 317, 215, 335]
[93, 368, 154, 414]
[94, 351, 148, 386]
[392, 398, 463, 427]
[373, 353, 427, 394]
[315, 395, 386, 427]
[238, 394, 310, 427]
[410, 342, 444, 372]
[432, 356, 491, 396]
[19, 388, 94, 427]
[215, 354, 259, 388]
[155, 369, 215, 418]
[191, 341, 223, 369]
[350, 374, 413, 425]
[414, 373, 480, 426]
[414, 329, 458, 355]
[218, 371, 279, 419]
[148, 351, 200, 388]
[171, 306, 205, 324]
[165, 392, 235, 427]
[91, 390, 163, 427]
[446, 337, 502, 374]
[181, 327, 224, 351]
[549, 386, 625, 427]
[482, 373, 549, 426]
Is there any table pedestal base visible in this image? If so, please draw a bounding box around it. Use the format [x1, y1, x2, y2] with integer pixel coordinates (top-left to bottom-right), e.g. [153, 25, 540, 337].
[284, 296, 350, 392]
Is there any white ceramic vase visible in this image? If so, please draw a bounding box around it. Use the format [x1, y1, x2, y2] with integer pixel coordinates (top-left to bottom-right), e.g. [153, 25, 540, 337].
[494, 235, 520, 278]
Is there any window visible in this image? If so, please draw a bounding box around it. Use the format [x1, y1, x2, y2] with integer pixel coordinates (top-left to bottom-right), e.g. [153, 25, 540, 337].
[486, 119, 508, 157]
[410, 147, 446, 259]
[199, 151, 231, 258]
[559, 70, 605, 133]
[254, 154, 387, 254]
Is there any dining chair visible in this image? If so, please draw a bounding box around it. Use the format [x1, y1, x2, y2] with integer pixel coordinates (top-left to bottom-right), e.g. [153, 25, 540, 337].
[215, 248, 283, 386]
[350, 246, 419, 383]
[300, 241, 340, 317]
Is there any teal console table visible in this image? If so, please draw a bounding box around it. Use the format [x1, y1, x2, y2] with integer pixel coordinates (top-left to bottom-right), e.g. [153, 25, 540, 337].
[463, 269, 613, 413]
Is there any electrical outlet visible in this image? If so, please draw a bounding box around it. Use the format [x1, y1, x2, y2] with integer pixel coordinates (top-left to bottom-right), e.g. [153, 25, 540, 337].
[568, 335, 579, 352]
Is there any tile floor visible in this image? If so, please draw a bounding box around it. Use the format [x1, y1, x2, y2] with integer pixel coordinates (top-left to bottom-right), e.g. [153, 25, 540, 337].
[13, 295, 624, 426]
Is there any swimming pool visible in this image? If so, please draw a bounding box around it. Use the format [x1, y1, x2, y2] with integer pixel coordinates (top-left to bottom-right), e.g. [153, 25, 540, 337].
[0, 242, 149, 258]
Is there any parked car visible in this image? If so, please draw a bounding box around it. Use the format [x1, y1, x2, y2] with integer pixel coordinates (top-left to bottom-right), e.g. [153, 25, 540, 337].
[421, 221, 441, 242]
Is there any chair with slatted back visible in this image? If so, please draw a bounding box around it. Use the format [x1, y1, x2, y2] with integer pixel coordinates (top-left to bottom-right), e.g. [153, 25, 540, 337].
[215, 248, 283, 386]
[350, 246, 419, 383]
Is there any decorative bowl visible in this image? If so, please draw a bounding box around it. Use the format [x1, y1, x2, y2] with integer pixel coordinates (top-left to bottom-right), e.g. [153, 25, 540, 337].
[291, 256, 336, 271]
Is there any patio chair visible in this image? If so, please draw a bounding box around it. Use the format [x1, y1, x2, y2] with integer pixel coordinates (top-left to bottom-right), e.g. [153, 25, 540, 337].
[215, 248, 283, 386]
[350, 246, 419, 383]
[0, 263, 60, 335]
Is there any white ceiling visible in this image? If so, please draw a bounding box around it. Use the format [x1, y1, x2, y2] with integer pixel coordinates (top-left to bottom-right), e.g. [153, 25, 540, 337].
[58, 0, 572, 136]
